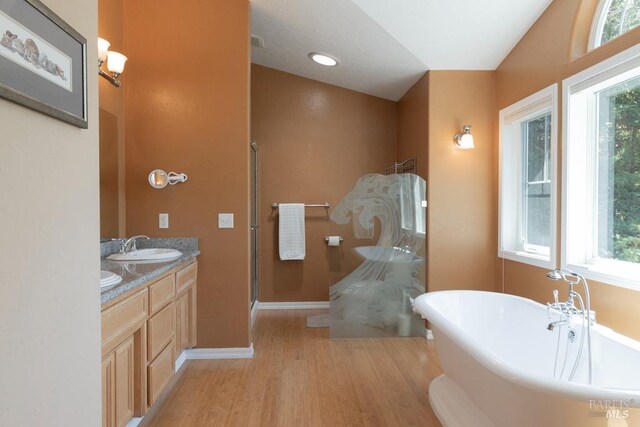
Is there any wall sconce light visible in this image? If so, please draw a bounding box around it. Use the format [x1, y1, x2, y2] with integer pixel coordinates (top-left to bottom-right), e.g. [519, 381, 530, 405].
[453, 124, 475, 149]
[98, 37, 127, 88]
[148, 169, 188, 189]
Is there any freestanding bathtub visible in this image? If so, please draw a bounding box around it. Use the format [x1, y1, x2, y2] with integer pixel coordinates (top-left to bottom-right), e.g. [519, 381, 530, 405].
[413, 290, 640, 427]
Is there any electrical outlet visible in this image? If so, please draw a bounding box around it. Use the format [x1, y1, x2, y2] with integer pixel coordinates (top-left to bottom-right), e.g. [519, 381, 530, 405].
[218, 213, 234, 229]
[159, 213, 169, 229]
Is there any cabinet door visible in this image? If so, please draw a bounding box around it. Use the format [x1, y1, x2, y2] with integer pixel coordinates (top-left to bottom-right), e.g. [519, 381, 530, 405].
[102, 352, 116, 427]
[175, 293, 189, 358]
[148, 343, 175, 407]
[115, 336, 135, 427]
[188, 284, 197, 348]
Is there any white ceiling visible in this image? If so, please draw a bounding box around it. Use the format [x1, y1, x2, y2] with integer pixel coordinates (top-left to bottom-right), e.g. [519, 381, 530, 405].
[251, 0, 552, 101]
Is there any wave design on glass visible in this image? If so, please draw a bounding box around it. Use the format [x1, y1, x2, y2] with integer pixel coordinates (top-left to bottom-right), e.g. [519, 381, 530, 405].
[329, 173, 427, 338]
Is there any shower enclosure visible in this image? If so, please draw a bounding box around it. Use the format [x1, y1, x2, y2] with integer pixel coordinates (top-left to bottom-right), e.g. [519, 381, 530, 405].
[329, 173, 427, 338]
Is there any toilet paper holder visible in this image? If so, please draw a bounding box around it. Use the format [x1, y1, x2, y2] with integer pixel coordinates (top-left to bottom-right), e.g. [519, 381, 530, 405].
[324, 236, 344, 243]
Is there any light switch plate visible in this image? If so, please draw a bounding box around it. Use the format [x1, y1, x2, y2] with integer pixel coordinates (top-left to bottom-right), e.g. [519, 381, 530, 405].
[218, 213, 234, 229]
[159, 213, 169, 229]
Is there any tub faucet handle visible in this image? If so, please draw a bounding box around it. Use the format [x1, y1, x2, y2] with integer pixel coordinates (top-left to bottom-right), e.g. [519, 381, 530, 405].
[553, 289, 559, 306]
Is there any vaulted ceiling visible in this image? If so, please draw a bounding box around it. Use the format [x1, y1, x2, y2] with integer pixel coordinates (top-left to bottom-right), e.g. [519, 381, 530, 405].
[251, 0, 552, 101]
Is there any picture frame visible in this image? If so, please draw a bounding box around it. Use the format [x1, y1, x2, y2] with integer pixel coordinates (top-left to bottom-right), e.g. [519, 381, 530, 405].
[0, 0, 88, 128]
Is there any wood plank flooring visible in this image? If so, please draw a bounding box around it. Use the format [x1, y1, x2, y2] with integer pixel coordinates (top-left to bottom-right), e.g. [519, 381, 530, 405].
[141, 310, 443, 427]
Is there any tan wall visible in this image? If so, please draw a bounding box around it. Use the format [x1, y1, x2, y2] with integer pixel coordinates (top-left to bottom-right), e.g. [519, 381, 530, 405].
[99, 0, 125, 237]
[123, 0, 251, 348]
[397, 73, 429, 287]
[0, 0, 101, 424]
[251, 65, 398, 302]
[397, 73, 428, 179]
[428, 71, 496, 292]
[496, 0, 640, 339]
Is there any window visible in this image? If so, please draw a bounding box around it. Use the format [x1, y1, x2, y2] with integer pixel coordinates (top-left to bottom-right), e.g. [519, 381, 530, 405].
[590, 0, 640, 49]
[499, 85, 558, 268]
[564, 44, 640, 288]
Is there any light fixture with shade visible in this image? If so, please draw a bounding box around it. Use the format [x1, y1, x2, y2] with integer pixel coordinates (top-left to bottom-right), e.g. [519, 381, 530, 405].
[98, 38, 110, 63]
[309, 52, 338, 67]
[98, 37, 127, 87]
[453, 125, 475, 149]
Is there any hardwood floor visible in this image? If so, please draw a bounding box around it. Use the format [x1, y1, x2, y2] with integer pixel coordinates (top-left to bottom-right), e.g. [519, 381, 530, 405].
[141, 310, 443, 427]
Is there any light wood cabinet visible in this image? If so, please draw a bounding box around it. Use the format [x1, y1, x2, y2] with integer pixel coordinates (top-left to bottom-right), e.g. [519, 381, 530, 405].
[175, 293, 189, 356]
[102, 288, 148, 357]
[101, 260, 197, 427]
[115, 336, 135, 427]
[175, 282, 197, 358]
[102, 353, 115, 427]
[148, 302, 175, 361]
[176, 262, 197, 296]
[149, 274, 175, 315]
[147, 342, 175, 407]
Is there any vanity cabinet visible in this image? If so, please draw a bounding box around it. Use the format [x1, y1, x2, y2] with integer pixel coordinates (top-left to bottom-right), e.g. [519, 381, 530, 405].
[175, 262, 197, 357]
[101, 260, 197, 427]
[114, 336, 135, 427]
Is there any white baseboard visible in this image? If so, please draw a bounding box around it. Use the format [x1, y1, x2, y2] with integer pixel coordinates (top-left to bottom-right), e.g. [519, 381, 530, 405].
[184, 344, 254, 360]
[174, 344, 255, 372]
[175, 348, 188, 371]
[259, 301, 329, 310]
[126, 417, 143, 427]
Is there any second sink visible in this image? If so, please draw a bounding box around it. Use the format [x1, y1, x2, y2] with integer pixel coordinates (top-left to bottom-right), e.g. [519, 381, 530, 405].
[107, 248, 182, 262]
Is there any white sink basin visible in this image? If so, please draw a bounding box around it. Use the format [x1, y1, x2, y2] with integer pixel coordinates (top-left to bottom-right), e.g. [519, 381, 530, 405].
[100, 271, 122, 288]
[107, 248, 182, 262]
[354, 246, 424, 265]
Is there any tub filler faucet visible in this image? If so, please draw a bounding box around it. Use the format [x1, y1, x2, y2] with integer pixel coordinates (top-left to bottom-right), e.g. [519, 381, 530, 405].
[545, 269, 594, 384]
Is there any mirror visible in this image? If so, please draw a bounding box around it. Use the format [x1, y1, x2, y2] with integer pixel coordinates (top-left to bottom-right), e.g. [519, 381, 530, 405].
[148, 169, 169, 189]
[148, 169, 188, 189]
[99, 108, 121, 239]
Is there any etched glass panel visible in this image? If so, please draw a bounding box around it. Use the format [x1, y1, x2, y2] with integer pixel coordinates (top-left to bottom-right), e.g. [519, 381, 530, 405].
[329, 173, 427, 338]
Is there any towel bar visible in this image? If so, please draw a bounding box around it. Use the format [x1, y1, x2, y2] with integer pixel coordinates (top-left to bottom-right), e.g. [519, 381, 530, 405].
[271, 203, 330, 210]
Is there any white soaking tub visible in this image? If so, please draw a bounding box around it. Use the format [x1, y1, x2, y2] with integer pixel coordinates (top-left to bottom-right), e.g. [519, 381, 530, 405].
[413, 290, 640, 427]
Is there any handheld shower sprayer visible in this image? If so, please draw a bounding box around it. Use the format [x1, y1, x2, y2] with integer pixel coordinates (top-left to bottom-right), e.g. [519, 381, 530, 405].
[545, 268, 593, 384]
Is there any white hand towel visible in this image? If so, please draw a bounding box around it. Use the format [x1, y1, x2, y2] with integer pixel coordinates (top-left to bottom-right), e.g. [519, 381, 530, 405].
[279, 203, 306, 260]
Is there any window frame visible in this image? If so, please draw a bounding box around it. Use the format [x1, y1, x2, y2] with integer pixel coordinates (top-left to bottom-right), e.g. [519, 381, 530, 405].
[521, 113, 553, 257]
[563, 43, 640, 290]
[498, 84, 558, 269]
[589, 0, 640, 50]
[589, 0, 614, 50]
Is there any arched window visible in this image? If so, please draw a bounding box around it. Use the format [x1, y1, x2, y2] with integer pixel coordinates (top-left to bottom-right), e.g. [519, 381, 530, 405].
[590, 0, 640, 49]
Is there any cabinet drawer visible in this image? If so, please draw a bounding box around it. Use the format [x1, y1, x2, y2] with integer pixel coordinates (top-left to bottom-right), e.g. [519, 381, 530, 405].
[176, 262, 197, 296]
[149, 274, 175, 315]
[102, 289, 148, 356]
[148, 302, 175, 361]
[147, 342, 174, 407]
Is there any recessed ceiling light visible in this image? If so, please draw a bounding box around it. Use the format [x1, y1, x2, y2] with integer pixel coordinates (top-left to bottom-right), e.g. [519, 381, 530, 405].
[309, 53, 338, 67]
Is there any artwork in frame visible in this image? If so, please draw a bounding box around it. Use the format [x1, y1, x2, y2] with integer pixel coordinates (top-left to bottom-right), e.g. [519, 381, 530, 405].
[0, 0, 87, 128]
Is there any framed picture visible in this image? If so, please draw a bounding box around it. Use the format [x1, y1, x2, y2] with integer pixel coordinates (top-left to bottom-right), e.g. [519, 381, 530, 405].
[0, 0, 87, 128]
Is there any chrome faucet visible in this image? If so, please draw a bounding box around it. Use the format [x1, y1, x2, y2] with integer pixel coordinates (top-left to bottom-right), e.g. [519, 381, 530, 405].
[547, 318, 570, 331]
[545, 270, 595, 325]
[114, 235, 150, 254]
[123, 235, 149, 253]
[545, 268, 594, 383]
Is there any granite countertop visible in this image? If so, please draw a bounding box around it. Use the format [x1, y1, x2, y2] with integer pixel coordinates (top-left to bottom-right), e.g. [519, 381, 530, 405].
[100, 237, 200, 305]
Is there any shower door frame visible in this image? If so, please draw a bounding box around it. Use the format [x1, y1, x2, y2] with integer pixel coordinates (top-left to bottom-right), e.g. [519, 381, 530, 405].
[250, 141, 259, 309]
